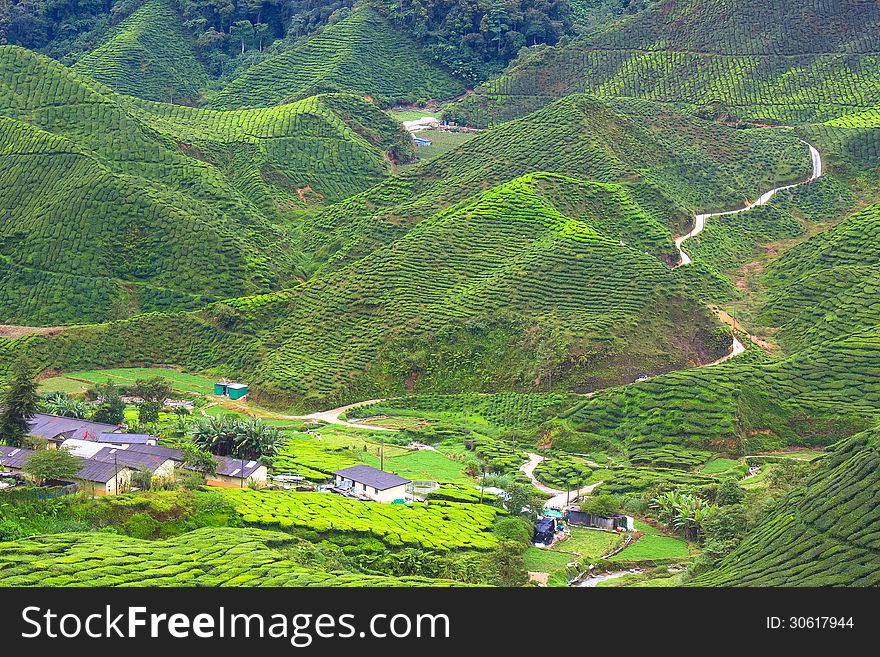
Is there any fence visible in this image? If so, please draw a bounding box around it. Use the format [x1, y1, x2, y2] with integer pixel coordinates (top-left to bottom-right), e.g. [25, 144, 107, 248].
[0, 483, 79, 503]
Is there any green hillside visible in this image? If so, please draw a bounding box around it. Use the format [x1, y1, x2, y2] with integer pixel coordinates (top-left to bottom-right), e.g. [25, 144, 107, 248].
[210, 7, 465, 109]
[71, 0, 209, 103]
[560, 325, 880, 464]
[0, 46, 411, 325]
[689, 426, 880, 586]
[448, 0, 880, 127]
[759, 201, 880, 352]
[299, 95, 812, 275]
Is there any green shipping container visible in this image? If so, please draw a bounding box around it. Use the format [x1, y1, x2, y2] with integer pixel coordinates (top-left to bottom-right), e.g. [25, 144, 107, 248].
[214, 383, 227, 396]
[227, 383, 249, 400]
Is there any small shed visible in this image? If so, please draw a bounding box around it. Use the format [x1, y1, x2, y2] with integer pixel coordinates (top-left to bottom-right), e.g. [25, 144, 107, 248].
[214, 382, 228, 396]
[333, 465, 410, 503]
[566, 509, 633, 532]
[413, 136, 433, 147]
[226, 383, 249, 400]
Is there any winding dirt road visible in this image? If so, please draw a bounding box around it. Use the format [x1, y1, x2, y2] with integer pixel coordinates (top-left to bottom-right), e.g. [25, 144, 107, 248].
[282, 399, 396, 431]
[519, 452, 603, 509]
[675, 141, 822, 267]
[675, 139, 823, 364]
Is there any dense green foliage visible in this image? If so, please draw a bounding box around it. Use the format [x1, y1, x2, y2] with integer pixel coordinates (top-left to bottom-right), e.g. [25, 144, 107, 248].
[72, 1, 209, 102]
[226, 489, 502, 550]
[449, 0, 880, 127]
[0, 527, 465, 586]
[0, 360, 39, 446]
[210, 8, 465, 108]
[760, 200, 880, 352]
[690, 427, 880, 586]
[0, 46, 411, 324]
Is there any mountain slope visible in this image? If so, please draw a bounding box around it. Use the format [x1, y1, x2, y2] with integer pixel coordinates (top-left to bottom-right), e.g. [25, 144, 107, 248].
[0, 46, 411, 325]
[72, 1, 209, 103]
[448, 0, 880, 127]
[689, 426, 880, 587]
[210, 7, 465, 109]
[300, 95, 812, 274]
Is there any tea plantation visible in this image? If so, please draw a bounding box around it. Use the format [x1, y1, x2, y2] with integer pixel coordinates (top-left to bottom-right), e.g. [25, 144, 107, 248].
[448, 0, 880, 127]
[209, 8, 464, 109]
[0, 46, 411, 324]
[71, 0, 209, 103]
[225, 490, 502, 551]
[0, 527, 461, 587]
[690, 426, 880, 586]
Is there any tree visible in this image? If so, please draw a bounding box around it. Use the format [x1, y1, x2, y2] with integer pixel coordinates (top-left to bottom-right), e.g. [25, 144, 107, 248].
[230, 19, 254, 53]
[132, 377, 171, 426]
[181, 440, 217, 476]
[579, 494, 621, 516]
[716, 479, 745, 506]
[503, 481, 543, 517]
[90, 381, 125, 425]
[42, 391, 88, 419]
[190, 416, 282, 459]
[22, 448, 81, 486]
[0, 360, 40, 447]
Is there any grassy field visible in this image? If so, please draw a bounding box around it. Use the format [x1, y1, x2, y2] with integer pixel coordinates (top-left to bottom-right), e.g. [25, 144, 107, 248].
[609, 535, 690, 562]
[39, 367, 217, 396]
[400, 131, 477, 169]
[702, 458, 742, 474]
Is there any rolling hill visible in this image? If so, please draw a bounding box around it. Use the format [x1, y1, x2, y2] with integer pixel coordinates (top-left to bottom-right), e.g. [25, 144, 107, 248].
[447, 0, 880, 127]
[298, 94, 813, 275]
[71, 0, 209, 103]
[209, 7, 465, 110]
[0, 46, 412, 325]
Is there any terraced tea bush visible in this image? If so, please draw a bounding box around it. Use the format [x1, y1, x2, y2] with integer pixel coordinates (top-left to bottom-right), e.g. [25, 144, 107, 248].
[72, 1, 209, 103]
[225, 489, 501, 551]
[533, 454, 592, 489]
[0, 45, 410, 324]
[600, 467, 720, 495]
[627, 445, 713, 470]
[0, 527, 461, 586]
[761, 201, 880, 352]
[352, 392, 576, 430]
[690, 426, 880, 586]
[448, 1, 880, 127]
[563, 326, 880, 460]
[210, 8, 464, 109]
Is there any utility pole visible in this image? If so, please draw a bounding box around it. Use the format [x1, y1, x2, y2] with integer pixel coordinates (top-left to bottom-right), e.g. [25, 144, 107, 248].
[380, 436, 385, 471]
[114, 453, 118, 496]
[479, 465, 486, 505]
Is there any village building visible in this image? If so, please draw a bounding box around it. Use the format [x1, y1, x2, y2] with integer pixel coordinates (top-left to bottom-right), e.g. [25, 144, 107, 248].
[206, 456, 268, 488]
[75, 459, 131, 496]
[565, 508, 634, 532]
[0, 445, 35, 474]
[95, 432, 158, 446]
[333, 465, 410, 503]
[28, 413, 119, 447]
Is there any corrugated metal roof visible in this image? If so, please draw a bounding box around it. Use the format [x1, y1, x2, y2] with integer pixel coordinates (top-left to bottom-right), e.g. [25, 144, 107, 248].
[96, 433, 156, 444]
[75, 458, 125, 483]
[28, 413, 118, 442]
[0, 446, 36, 469]
[91, 447, 171, 473]
[213, 455, 264, 479]
[333, 465, 411, 490]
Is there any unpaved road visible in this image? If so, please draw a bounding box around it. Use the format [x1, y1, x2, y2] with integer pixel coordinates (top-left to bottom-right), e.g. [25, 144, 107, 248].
[520, 452, 603, 508]
[675, 141, 822, 266]
[674, 139, 822, 364]
[282, 399, 396, 431]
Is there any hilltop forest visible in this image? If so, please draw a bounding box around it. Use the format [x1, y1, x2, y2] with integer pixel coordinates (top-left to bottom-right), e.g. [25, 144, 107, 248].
[0, 0, 878, 589]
